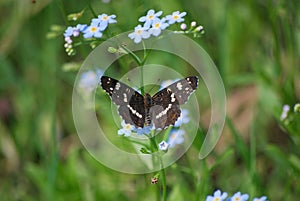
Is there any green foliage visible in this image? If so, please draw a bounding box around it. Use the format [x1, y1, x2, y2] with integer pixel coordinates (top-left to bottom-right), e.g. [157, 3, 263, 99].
[0, 0, 299, 201]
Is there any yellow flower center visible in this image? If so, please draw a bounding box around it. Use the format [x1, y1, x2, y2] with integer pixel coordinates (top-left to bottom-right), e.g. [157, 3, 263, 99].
[170, 133, 176, 140]
[137, 29, 142, 35]
[173, 15, 179, 19]
[125, 124, 131, 129]
[154, 23, 160, 28]
[213, 198, 220, 201]
[234, 198, 240, 201]
[148, 15, 154, 19]
[102, 15, 108, 20]
[91, 27, 97, 32]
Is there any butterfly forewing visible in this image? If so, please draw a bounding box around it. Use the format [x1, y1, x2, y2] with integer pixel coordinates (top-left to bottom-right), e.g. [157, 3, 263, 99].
[100, 76, 145, 127]
[163, 76, 199, 104]
[150, 76, 198, 129]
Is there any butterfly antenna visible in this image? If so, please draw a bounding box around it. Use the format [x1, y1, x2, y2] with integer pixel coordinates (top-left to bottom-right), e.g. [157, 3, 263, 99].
[126, 77, 162, 94]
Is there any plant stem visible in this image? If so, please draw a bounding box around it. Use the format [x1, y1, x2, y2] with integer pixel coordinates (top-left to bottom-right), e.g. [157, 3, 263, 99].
[140, 64, 144, 95]
[139, 41, 148, 95]
[123, 40, 167, 199]
[121, 41, 149, 94]
[56, 0, 68, 24]
[160, 157, 167, 201]
[149, 133, 167, 201]
[120, 44, 142, 65]
[84, 0, 97, 17]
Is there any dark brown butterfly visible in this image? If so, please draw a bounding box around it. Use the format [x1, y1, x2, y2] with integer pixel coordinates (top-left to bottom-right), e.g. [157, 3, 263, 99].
[100, 76, 198, 129]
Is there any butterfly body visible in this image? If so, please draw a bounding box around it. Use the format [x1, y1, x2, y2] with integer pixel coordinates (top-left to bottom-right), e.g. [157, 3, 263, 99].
[100, 76, 198, 129]
[143, 93, 152, 126]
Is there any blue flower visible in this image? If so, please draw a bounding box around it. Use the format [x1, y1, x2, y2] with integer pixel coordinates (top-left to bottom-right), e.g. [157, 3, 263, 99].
[158, 140, 169, 151]
[149, 18, 169, 36]
[227, 192, 249, 201]
[78, 69, 103, 93]
[139, 9, 163, 29]
[206, 190, 228, 201]
[64, 24, 87, 37]
[280, 104, 290, 120]
[134, 125, 152, 135]
[64, 26, 75, 37]
[174, 109, 190, 127]
[83, 24, 103, 38]
[167, 129, 185, 148]
[165, 11, 186, 24]
[92, 14, 117, 31]
[118, 121, 135, 137]
[253, 196, 268, 201]
[128, 24, 151, 43]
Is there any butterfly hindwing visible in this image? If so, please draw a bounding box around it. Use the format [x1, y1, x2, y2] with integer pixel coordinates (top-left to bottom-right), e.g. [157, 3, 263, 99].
[100, 76, 145, 127]
[127, 92, 146, 127]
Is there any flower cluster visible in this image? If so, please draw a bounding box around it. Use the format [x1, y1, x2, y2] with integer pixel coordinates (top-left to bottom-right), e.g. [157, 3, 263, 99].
[177, 20, 205, 38]
[64, 24, 87, 55]
[117, 121, 153, 136]
[128, 10, 187, 43]
[206, 190, 268, 201]
[63, 13, 116, 55]
[61, 9, 204, 55]
[85, 14, 117, 38]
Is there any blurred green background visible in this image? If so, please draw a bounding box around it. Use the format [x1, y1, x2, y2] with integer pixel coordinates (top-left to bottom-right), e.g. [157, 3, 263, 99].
[0, 0, 299, 201]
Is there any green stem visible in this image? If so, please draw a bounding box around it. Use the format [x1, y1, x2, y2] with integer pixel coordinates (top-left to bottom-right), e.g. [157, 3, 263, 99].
[149, 133, 167, 201]
[84, 0, 97, 17]
[123, 39, 167, 198]
[149, 133, 158, 161]
[160, 158, 167, 201]
[124, 138, 150, 150]
[140, 64, 144, 95]
[120, 44, 142, 65]
[121, 42, 148, 95]
[139, 41, 150, 95]
[56, 0, 68, 24]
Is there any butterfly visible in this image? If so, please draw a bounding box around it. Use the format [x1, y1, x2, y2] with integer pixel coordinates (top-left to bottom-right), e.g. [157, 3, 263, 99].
[100, 76, 198, 129]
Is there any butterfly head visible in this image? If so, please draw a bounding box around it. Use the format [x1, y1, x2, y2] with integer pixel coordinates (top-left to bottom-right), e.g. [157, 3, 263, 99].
[144, 93, 152, 108]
